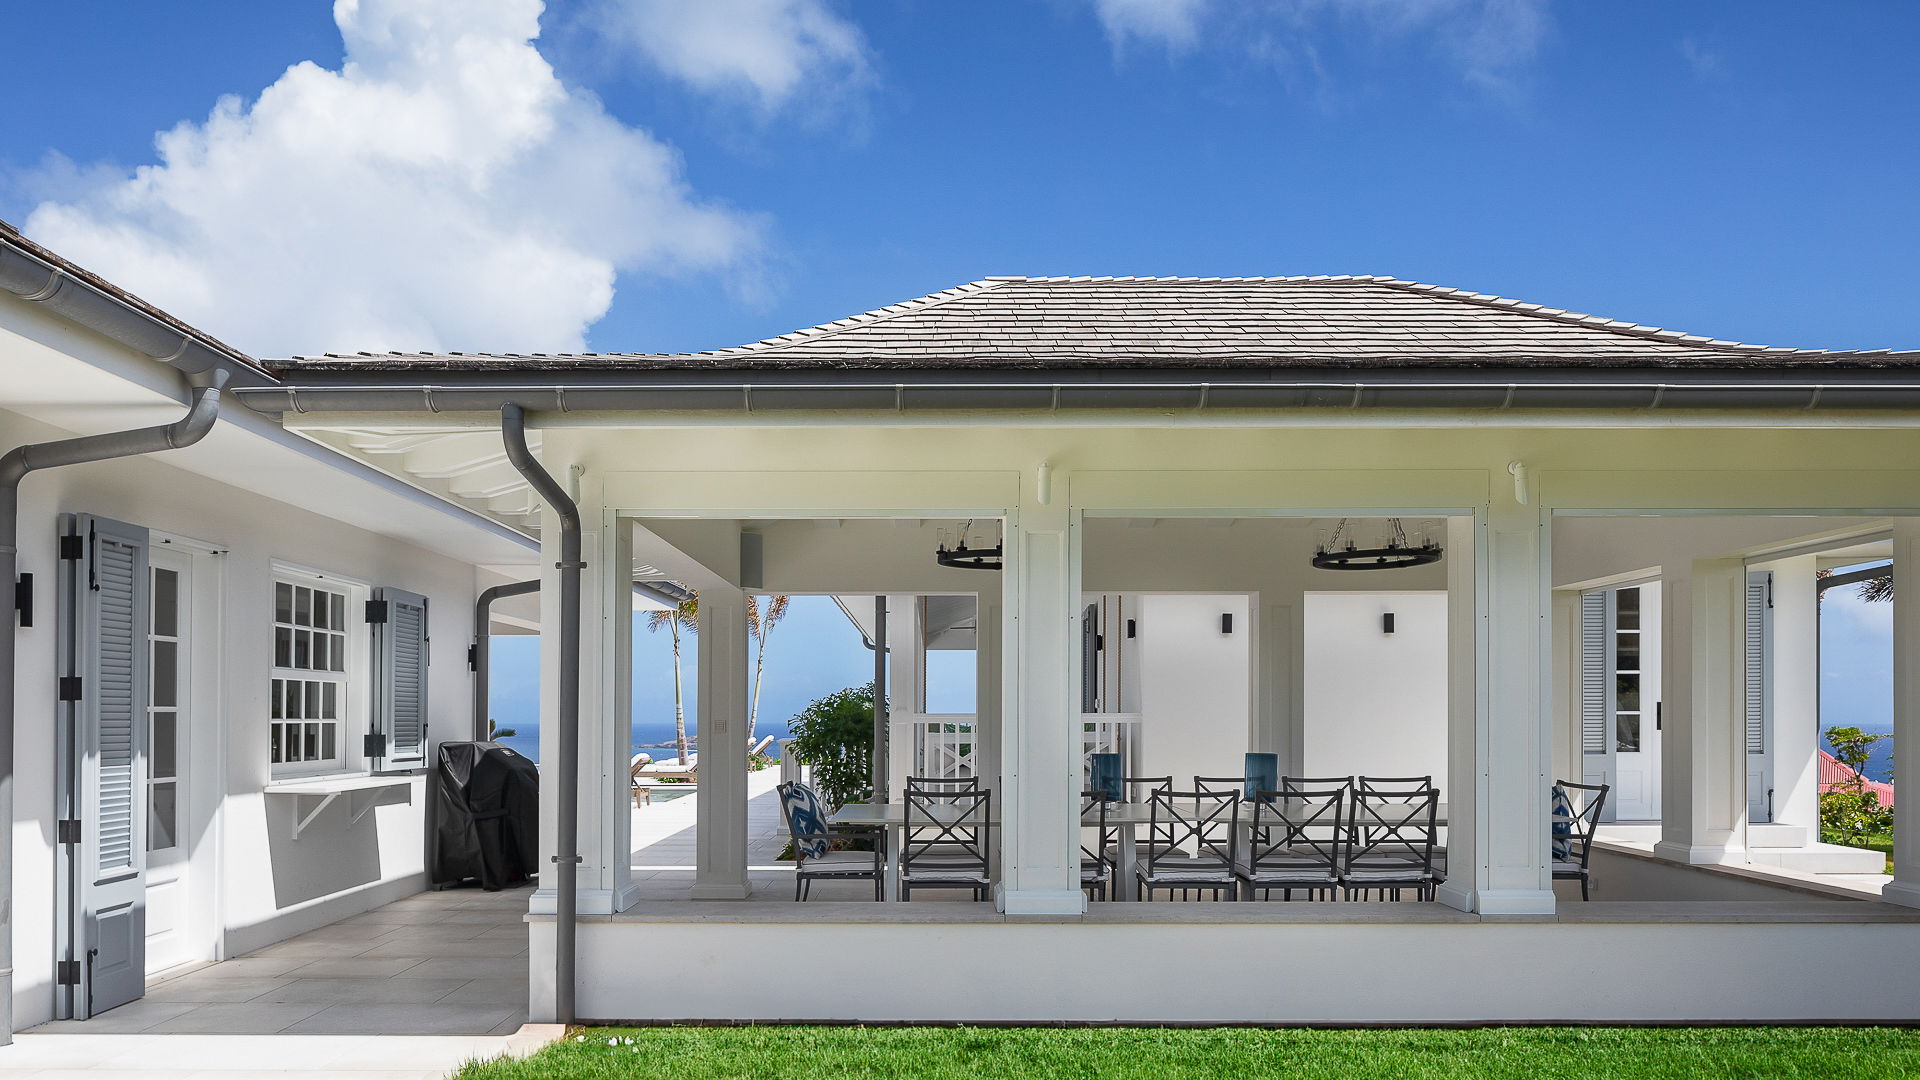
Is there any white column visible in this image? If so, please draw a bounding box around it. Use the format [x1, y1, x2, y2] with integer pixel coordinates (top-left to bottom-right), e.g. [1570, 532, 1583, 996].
[692, 588, 750, 900]
[601, 512, 636, 910]
[1762, 555, 1820, 832]
[1440, 503, 1555, 916]
[994, 489, 1084, 916]
[1654, 558, 1747, 865]
[975, 589, 1003, 791]
[1882, 522, 1920, 907]
[1549, 590, 1582, 787]
[886, 595, 918, 788]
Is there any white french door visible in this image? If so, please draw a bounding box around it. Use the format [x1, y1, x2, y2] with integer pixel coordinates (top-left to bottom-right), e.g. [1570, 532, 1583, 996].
[143, 547, 194, 974]
[1611, 582, 1662, 821]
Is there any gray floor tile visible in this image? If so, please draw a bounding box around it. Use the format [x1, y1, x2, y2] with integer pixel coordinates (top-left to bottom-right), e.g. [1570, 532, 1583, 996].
[280, 1002, 522, 1035]
[279, 956, 428, 979]
[390, 957, 525, 981]
[437, 979, 531, 1005]
[249, 977, 471, 1004]
[143, 1001, 329, 1034]
[144, 976, 294, 1003]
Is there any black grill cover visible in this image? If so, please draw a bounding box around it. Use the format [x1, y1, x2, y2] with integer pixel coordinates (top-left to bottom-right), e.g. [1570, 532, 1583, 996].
[432, 741, 539, 890]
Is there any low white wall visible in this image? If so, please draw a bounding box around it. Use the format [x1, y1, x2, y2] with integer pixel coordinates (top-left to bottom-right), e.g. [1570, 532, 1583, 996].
[533, 914, 1920, 1023]
[1303, 592, 1449, 786]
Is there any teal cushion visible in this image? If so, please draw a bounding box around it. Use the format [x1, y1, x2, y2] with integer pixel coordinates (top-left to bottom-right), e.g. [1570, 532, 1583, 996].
[781, 783, 832, 860]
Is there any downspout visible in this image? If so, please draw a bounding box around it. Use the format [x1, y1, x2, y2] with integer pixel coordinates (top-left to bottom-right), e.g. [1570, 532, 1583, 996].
[873, 597, 888, 804]
[472, 580, 540, 743]
[0, 368, 226, 1042]
[499, 404, 581, 1026]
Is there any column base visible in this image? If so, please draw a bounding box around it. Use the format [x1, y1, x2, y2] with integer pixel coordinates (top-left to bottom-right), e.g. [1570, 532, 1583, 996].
[529, 887, 619, 916]
[1880, 880, 1920, 909]
[1433, 883, 1556, 916]
[690, 881, 751, 900]
[1653, 840, 1736, 866]
[995, 886, 1086, 916]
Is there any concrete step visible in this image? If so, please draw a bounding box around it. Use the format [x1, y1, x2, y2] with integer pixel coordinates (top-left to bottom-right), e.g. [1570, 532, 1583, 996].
[1746, 842, 1887, 875]
[1748, 823, 1810, 848]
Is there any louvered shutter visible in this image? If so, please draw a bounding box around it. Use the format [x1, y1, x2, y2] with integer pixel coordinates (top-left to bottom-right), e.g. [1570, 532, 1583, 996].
[1579, 592, 1615, 806]
[1745, 571, 1773, 822]
[1081, 603, 1099, 714]
[372, 587, 429, 769]
[64, 514, 150, 1016]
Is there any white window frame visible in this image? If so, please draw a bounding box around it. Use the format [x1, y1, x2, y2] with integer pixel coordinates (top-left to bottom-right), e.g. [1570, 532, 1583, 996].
[269, 564, 370, 780]
[147, 559, 184, 853]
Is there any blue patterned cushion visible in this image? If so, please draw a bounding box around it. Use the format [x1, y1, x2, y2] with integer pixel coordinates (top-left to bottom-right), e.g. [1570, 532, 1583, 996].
[1550, 785, 1576, 860]
[781, 783, 832, 860]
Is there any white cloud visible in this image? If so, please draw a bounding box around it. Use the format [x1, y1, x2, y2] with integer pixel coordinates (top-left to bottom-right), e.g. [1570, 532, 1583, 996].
[590, 0, 869, 113]
[1088, 0, 1550, 90]
[1090, 0, 1213, 51]
[23, 0, 760, 357]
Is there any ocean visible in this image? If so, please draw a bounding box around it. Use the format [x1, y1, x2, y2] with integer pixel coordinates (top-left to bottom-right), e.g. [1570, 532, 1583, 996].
[483, 721, 791, 765]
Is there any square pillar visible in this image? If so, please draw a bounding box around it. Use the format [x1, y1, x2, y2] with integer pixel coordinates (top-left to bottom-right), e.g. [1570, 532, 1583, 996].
[1439, 504, 1555, 916]
[1882, 522, 1920, 907]
[1654, 558, 1747, 865]
[974, 589, 1003, 791]
[995, 492, 1085, 916]
[692, 588, 750, 899]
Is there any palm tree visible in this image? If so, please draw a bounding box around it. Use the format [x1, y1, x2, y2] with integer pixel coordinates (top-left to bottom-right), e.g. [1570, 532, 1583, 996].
[645, 595, 699, 763]
[745, 595, 791, 744]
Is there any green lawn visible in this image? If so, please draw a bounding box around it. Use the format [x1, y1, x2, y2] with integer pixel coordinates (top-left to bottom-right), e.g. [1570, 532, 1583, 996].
[454, 1026, 1920, 1080]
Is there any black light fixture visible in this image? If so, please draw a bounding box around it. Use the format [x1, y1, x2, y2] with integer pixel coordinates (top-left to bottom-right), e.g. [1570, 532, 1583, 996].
[935, 520, 1003, 571]
[1312, 518, 1443, 571]
[1382, 612, 1396, 635]
[1221, 613, 1234, 634]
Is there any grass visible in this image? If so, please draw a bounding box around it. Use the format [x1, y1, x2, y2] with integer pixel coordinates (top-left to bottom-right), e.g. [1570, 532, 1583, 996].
[454, 1025, 1920, 1080]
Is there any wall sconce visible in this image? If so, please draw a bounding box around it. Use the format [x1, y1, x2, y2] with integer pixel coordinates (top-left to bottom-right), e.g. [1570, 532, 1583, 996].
[1126, 618, 1137, 639]
[1221, 613, 1234, 634]
[1382, 612, 1396, 635]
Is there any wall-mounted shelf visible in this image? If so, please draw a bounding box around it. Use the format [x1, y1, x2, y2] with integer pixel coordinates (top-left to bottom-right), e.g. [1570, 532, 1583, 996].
[267, 774, 416, 839]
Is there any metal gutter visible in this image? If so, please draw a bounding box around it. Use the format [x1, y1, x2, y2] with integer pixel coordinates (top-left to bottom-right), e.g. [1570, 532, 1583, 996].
[0, 367, 227, 1040]
[234, 375, 1920, 415]
[499, 405, 581, 1026]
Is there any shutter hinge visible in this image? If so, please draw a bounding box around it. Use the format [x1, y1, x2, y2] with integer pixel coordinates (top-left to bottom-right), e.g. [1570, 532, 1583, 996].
[467, 643, 477, 671]
[56, 960, 80, 986]
[14, 572, 31, 628]
[365, 599, 388, 624]
[58, 676, 82, 702]
[58, 534, 83, 560]
[364, 733, 387, 759]
[57, 819, 81, 844]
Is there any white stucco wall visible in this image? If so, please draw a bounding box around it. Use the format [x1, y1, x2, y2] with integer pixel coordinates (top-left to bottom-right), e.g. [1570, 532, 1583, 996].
[1132, 594, 1252, 789]
[2, 404, 488, 1026]
[1303, 591, 1450, 786]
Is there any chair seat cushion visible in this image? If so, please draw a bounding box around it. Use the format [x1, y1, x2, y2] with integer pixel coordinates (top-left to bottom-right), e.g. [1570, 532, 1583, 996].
[1237, 862, 1337, 886]
[1551, 860, 1589, 876]
[1136, 866, 1236, 885]
[1342, 866, 1434, 884]
[903, 869, 990, 884]
[801, 851, 876, 872]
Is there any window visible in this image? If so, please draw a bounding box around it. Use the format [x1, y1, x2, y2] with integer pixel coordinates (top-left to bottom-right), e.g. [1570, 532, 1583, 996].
[1614, 586, 1643, 753]
[271, 573, 353, 775]
[148, 565, 181, 852]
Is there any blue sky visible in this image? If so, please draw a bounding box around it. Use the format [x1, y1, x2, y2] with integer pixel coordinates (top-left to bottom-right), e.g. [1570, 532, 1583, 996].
[1, 2, 1909, 760]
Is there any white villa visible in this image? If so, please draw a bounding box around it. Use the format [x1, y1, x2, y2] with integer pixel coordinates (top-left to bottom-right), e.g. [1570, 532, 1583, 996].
[5, 220, 1920, 1034]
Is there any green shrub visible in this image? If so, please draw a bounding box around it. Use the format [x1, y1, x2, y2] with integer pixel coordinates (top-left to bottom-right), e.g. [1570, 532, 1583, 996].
[785, 682, 876, 810]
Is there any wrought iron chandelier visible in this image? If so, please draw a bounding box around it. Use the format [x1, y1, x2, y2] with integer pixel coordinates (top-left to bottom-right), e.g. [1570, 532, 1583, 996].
[1311, 518, 1443, 571]
[935, 520, 1003, 571]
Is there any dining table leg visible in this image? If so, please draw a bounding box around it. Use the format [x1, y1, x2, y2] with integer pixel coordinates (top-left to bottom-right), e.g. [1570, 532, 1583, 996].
[1115, 824, 1139, 901]
[884, 823, 903, 901]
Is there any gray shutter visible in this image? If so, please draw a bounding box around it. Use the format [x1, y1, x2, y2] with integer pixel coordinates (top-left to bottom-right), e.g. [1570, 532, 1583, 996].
[372, 587, 429, 769]
[1579, 592, 1615, 811]
[60, 514, 150, 1017]
[1745, 571, 1773, 822]
[1081, 603, 1099, 714]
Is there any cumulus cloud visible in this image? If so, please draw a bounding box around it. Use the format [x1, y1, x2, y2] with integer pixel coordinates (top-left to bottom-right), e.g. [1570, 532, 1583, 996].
[589, 0, 869, 113]
[23, 0, 761, 357]
[1087, 0, 1550, 90]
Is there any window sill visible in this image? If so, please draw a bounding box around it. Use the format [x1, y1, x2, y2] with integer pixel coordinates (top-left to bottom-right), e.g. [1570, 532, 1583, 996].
[266, 773, 415, 838]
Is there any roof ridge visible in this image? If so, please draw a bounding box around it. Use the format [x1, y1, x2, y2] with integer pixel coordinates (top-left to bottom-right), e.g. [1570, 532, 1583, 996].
[1369, 278, 1810, 356]
[713, 279, 1010, 356]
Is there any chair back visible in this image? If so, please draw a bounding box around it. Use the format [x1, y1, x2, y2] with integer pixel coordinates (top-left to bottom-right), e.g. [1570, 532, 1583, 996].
[1248, 785, 1345, 875]
[1552, 780, 1609, 868]
[1194, 776, 1247, 799]
[1125, 775, 1173, 804]
[1144, 790, 1239, 874]
[907, 775, 979, 794]
[776, 781, 832, 860]
[1080, 789, 1114, 867]
[1345, 787, 1438, 876]
[1357, 775, 1432, 796]
[903, 788, 992, 872]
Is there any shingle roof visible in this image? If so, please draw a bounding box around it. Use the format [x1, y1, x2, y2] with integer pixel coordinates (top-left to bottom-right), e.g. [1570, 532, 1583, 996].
[267, 275, 1920, 373]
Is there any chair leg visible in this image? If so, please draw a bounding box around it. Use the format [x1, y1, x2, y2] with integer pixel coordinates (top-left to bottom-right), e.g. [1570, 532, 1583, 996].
[1582, 875, 1590, 901]
[795, 874, 803, 902]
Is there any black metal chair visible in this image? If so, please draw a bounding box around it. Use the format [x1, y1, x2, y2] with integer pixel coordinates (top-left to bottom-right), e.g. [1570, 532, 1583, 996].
[1194, 776, 1247, 798]
[906, 775, 979, 793]
[1238, 785, 1345, 900]
[1552, 780, 1609, 900]
[1357, 775, 1439, 880]
[901, 788, 993, 901]
[1341, 787, 1440, 900]
[1080, 790, 1115, 901]
[1135, 790, 1240, 901]
[776, 780, 883, 901]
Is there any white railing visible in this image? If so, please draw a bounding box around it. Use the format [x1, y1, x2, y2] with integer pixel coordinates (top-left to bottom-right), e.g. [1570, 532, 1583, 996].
[902, 713, 976, 780]
[778, 738, 808, 787]
[1082, 712, 1141, 788]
